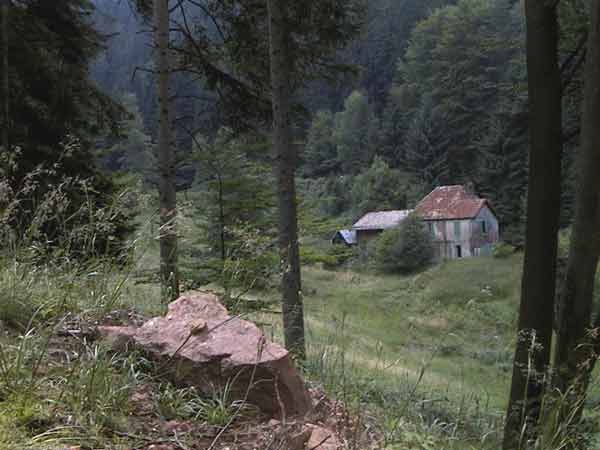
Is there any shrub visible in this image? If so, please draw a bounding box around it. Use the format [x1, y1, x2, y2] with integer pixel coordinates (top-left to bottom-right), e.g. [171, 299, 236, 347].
[0, 142, 136, 261]
[492, 242, 516, 259]
[323, 245, 356, 270]
[375, 214, 434, 273]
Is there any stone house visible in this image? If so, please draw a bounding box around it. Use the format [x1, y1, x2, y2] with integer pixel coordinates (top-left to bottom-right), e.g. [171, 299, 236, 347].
[414, 185, 500, 259]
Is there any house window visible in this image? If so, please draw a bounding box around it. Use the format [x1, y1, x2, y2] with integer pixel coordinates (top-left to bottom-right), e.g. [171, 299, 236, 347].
[456, 245, 462, 258]
[481, 220, 487, 234]
[428, 222, 435, 235]
[454, 221, 461, 239]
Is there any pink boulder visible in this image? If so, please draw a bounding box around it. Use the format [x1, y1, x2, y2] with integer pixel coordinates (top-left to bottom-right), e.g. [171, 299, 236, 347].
[99, 292, 312, 418]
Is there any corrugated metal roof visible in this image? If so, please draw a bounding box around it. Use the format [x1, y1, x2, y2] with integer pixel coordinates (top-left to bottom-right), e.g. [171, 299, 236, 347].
[414, 185, 489, 220]
[332, 229, 357, 245]
[352, 210, 413, 230]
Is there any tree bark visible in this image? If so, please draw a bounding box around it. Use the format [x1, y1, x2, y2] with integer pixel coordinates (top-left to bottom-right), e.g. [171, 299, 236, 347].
[1, 0, 9, 155]
[553, 0, 600, 409]
[267, 0, 306, 361]
[154, 0, 179, 301]
[503, 1, 563, 449]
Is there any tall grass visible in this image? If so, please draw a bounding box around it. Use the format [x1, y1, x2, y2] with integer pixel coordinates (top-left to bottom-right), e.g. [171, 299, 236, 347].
[0, 163, 161, 447]
[301, 312, 504, 450]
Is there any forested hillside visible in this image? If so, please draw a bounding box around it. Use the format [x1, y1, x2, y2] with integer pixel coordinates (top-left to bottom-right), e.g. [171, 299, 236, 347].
[90, 0, 585, 245]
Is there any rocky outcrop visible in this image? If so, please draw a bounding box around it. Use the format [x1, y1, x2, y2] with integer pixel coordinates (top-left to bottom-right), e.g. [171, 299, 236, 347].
[98, 292, 312, 418]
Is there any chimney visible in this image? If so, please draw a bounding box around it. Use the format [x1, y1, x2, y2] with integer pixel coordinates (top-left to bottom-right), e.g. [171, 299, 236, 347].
[465, 181, 476, 196]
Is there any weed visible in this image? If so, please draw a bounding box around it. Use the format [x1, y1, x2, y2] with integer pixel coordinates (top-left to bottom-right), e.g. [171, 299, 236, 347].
[154, 381, 255, 428]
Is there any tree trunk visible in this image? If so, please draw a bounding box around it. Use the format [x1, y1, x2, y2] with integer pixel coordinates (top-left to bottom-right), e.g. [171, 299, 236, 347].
[267, 0, 306, 361]
[1, 0, 9, 155]
[217, 174, 226, 264]
[553, 0, 600, 410]
[154, 0, 179, 301]
[503, 1, 563, 448]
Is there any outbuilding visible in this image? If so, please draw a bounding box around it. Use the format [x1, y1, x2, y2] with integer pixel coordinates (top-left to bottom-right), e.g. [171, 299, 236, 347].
[331, 229, 357, 246]
[351, 209, 413, 245]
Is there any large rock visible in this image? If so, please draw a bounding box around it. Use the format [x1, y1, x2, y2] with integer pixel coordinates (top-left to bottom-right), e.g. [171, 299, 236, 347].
[98, 292, 312, 418]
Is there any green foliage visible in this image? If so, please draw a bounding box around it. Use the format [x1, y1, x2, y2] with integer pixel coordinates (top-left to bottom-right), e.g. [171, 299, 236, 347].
[220, 224, 278, 292]
[143, 0, 365, 129]
[351, 157, 421, 217]
[304, 175, 353, 217]
[192, 129, 277, 290]
[402, 95, 452, 187]
[59, 347, 136, 429]
[303, 90, 379, 179]
[335, 91, 379, 174]
[0, 145, 136, 260]
[303, 110, 339, 177]
[323, 245, 357, 270]
[154, 382, 252, 427]
[301, 156, 422, 221]
[493, 242, 516, 259]
[4, 0, 124, 202]
[375, 214, 434, 273]
[98, 93, 155, 181]
[300, 246, 339, 268]
[0, 1, 139, 260]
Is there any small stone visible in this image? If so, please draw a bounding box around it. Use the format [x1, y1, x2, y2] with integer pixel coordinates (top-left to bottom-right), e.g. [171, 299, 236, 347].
[164, 420, 193, 434]
[268, 418, 281, 427]
[96, 325, 136, 352]
[286, 428, 312, 450]
[306, 425, 342, 450]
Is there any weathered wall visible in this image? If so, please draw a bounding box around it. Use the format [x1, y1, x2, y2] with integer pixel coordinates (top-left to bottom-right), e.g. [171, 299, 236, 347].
[470, 206, 500, 255]
[427, 206, 500, 260]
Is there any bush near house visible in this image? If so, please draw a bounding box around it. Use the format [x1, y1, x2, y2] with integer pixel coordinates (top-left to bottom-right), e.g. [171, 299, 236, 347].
[375, 214, 434, 273]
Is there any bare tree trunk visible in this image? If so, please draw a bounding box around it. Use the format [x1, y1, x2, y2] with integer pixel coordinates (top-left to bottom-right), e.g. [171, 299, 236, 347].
[1, 0, 9, 155]
[267, 0, 305, 361]
[553, 0, 600, 408]
[503, 1, 563, 448]
[154, 0, 179, 301]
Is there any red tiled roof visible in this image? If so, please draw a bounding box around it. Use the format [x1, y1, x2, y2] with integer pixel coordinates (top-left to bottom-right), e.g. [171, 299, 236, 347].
[414, 185, 490, 220]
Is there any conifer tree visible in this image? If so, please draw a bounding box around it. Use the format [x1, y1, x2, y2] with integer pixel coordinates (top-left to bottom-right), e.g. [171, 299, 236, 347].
[1, 0, 131, 254]
[335, 91, 379, 174]
[303, 110, 338, 178]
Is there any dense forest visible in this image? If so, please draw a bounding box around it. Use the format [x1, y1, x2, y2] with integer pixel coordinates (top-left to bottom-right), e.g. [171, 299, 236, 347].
[2, 0, 600, 449]
[89, 0, 585, 245]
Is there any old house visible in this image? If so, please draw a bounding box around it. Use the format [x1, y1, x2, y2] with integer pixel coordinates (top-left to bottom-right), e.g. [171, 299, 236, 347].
[414, 185, 499, 260]
[351, 210, 413, 245]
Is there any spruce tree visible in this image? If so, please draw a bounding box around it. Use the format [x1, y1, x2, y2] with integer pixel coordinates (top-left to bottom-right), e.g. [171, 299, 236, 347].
[335, 91, 379, 175]
[1, 0, 131, 255]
